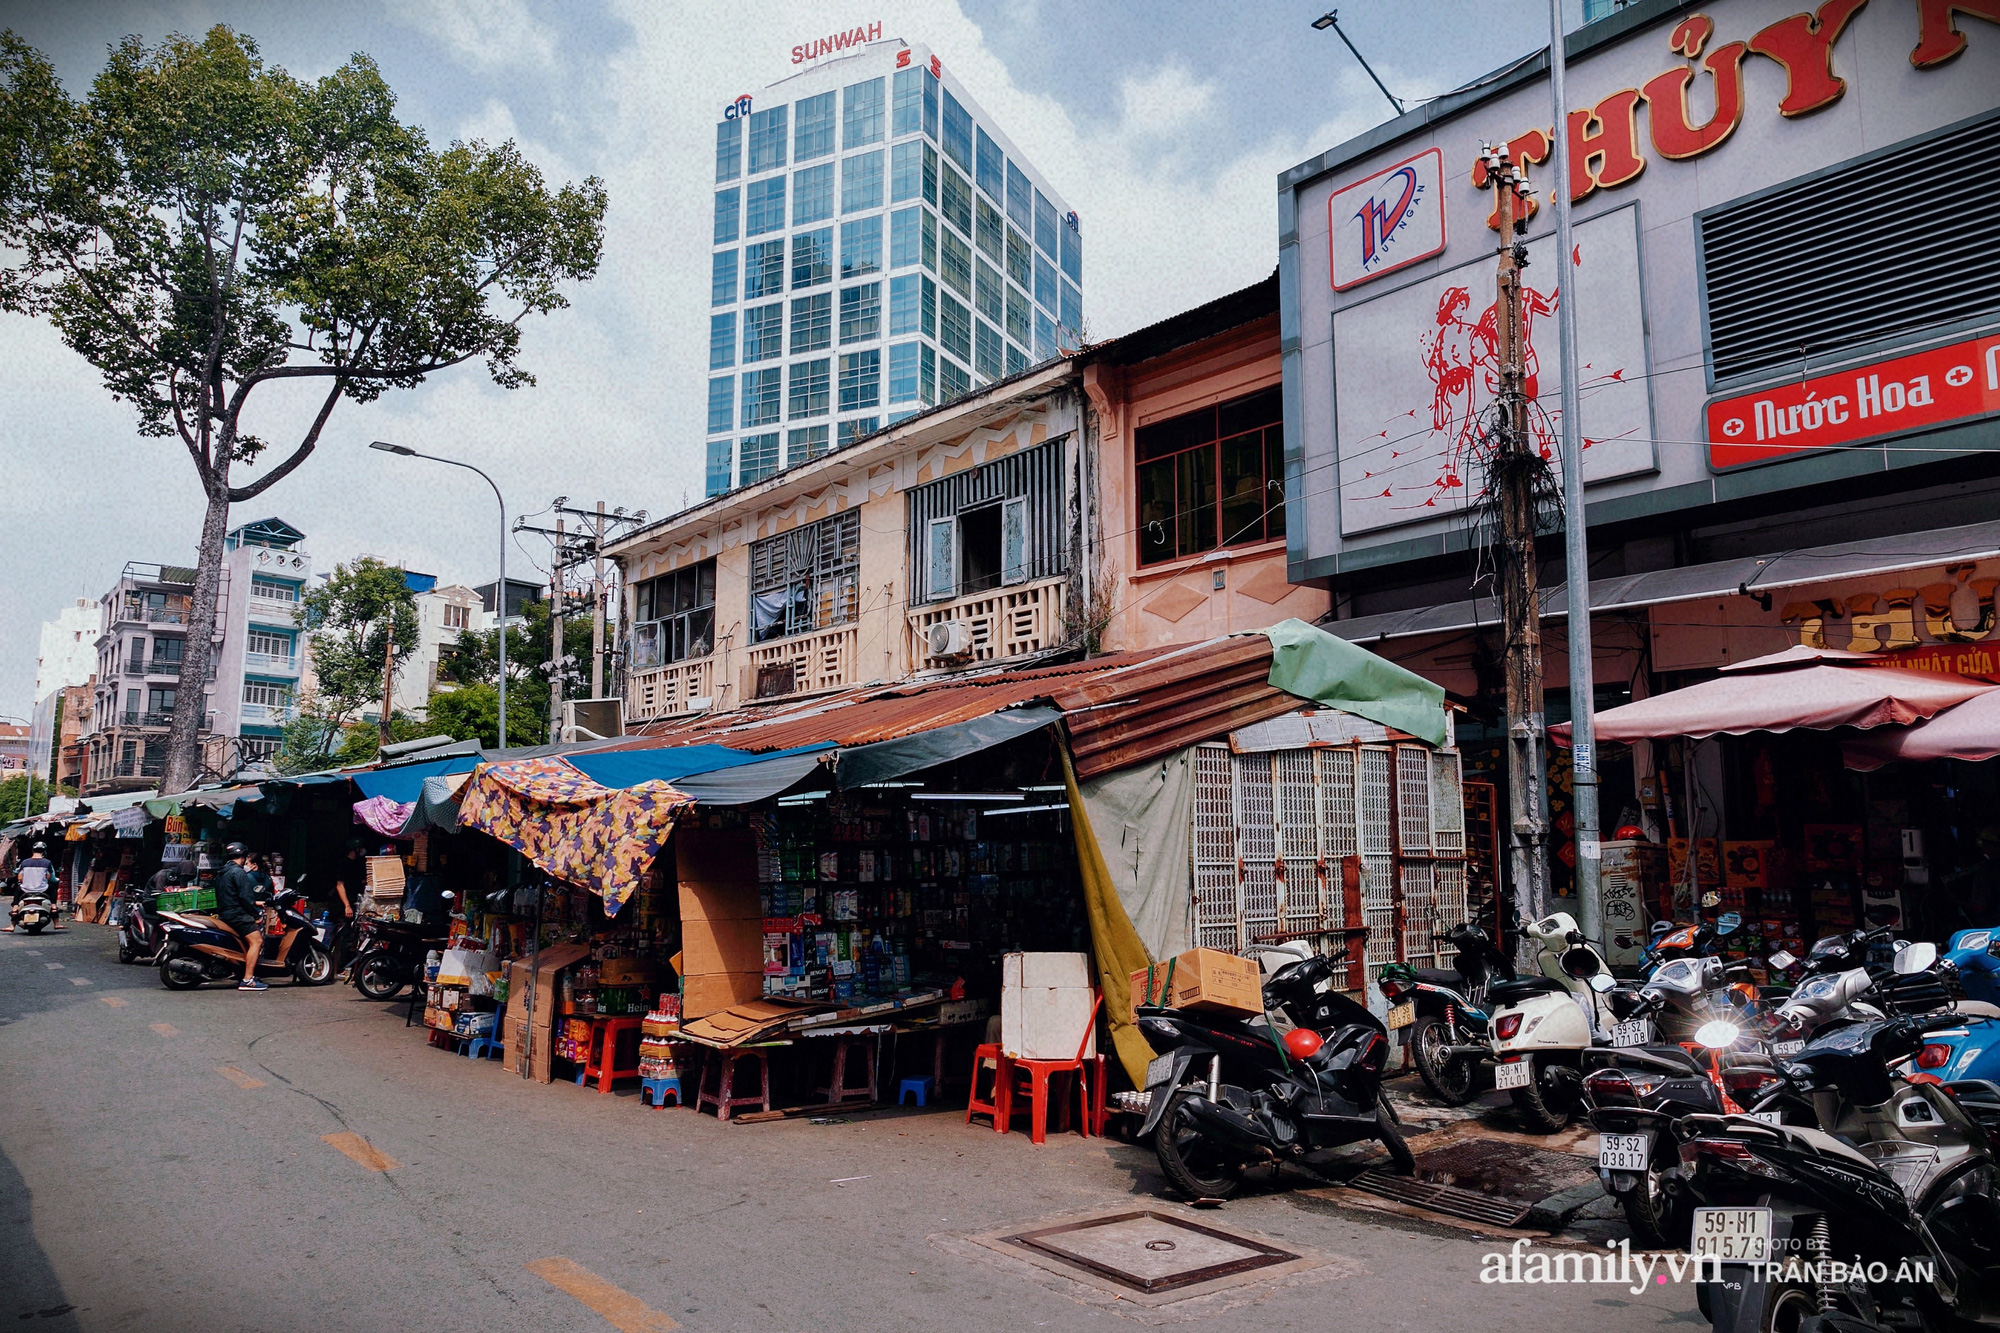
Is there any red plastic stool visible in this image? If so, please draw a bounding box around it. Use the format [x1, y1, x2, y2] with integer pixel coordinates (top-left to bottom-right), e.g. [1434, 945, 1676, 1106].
[814, 1036, 877, 1104]
[696, 1049, 772, 1122]
[1005, 1060, 1093, 1145]
[965, 1043, 1011, 1131]
[583, 1016, 645, 1093]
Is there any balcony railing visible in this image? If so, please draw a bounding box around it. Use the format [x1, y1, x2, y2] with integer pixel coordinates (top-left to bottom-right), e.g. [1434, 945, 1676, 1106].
[627, 654, 719, 722]
[240, 701, 296, 726]
[113, 758, 166, 778]
[743, 623, 858, 702]
[244, 650, 299, 675]
[907, 576, 1067, 671]
[149, 659, 184, 676]
[114, 605, 189, 627]
[248, 593, 300, 623]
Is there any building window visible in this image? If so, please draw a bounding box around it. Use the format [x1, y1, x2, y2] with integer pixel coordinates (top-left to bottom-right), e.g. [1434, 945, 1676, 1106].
[792, 163, 832, 225]
[1005, 283, 1031, 347]
[1135, 385, 1284, 566]
[242, 680, 290, 708]
[922, 67, 939, 138]
[711, 249, 738, 305]
[441, 604, 470, 632]
[941, 88, 972, 169]
[794, 90, 835, 161]
[749, 510, 859, 644]
[920, 342, 937, 404]
[1006, 342, 1029, 376]
[742, 302, 783, 362]
[747, 104, 787, 173]
[839, 282, 880, 344]
[1034, 310, 1056, 361]
[1006, 161, 1031, 231]
[888, 273, 922, 336]
[908, 438, 1063, 603]
[841, 215, 882, 278]
[740, 367, 781, 427]
[788, 358, 830, 419]
[890, 140, 924, 204]
[1034, 189, 1059, 258]
[246, 629, 288, 657]
[707, 376, 735, 434]
[889, 206, 922, 268]
[791, 226, 832, 289]
[1060, 219, 1082, 285]
[921, 209, 937, 273]
[715, 119, 742, 183]
[787, 424, 829, 467]
[790, 291, 832, 353]
[739, 431, 780, 486]
[709, 312, 736, 369]
[705, 438, 732, 496]
[939, 293, 972, 362]
[841, 151, 883, 214]
[891, 65, 924, 137]
[1059, 280, 1082, 340]
[842, 77, 884, 149]
[974, 259, 1003, 326]
[975, 197, 1004, 262]
[1033, 252, 1057, 314]
[249, 575, 299, 602]
[837, 417, 880, 448]
[888, 341, 920, 405]
[837, 349, 881, 411]
[940, 356, 970, 402]
[713, 189, 740, 244]
[745, 176, 786, 236]
[940, 230, 972, 299]
[744, 239, 785, 299]
[975, 127, 1003, 201]
[939, 162, 972, 237]
[1006, 227, 1031, 288]
[974, 319, 1003, 380]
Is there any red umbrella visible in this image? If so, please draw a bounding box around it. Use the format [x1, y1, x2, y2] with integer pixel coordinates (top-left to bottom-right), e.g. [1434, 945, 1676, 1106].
[1843, 687, 2000, 770]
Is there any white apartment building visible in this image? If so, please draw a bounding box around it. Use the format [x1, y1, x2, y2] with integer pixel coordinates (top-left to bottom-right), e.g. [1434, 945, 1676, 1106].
[705, 33, 1083, 498]
[35, 598, 99, 699]
[391, 578, 489, 719]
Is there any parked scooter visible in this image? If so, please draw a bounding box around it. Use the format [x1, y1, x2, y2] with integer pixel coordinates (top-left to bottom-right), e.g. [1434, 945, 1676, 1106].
[155, 888, 335, 989]
[1136, 944, 1410, 1201]
[1378, 920, 1517, 1105]
[350, 894, 456, 1001]
[8, 884, 57, 935]
[1486, 912, 1623, 1132]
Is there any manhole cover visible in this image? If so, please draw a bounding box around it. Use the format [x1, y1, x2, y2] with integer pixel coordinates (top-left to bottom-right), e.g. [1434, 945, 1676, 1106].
[1001, 1211, 1299, 1293]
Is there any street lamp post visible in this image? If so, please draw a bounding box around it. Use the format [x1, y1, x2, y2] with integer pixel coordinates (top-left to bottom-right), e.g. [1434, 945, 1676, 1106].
[369, 442, 508, 748]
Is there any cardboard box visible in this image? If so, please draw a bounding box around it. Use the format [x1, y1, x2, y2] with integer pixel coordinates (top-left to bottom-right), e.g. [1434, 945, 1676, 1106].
[1724, 840, 1777, 890]
[501, 942, 590, 1082]
[675, 827, 763, 1020]
[1129, 948, 1263, 1018]
[681, 972, 766, 1019]
[681, 915, 765, 978]
[1002, 951, 1099, 1061]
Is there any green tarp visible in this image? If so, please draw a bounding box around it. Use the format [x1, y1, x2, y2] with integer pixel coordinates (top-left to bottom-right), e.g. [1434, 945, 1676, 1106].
[1259, 618, 1447, 746]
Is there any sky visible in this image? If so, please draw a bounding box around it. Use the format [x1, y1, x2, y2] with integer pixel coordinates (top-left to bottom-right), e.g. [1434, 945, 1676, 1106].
[0, 0, 1573, 719]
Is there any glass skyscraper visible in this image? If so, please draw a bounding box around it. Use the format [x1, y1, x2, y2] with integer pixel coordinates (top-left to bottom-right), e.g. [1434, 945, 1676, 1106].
[706, 39, 1083, 497]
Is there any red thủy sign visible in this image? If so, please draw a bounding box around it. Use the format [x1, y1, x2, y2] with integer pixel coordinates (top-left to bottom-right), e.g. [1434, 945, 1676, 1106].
[1707, 334, 2000, 470]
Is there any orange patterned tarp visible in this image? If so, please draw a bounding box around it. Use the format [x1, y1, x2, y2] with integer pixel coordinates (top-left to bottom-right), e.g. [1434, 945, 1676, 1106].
[456, 757, 693, 916]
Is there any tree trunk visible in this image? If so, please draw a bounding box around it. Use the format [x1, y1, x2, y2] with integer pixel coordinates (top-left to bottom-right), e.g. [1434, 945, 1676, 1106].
[162, 486, 233, 794]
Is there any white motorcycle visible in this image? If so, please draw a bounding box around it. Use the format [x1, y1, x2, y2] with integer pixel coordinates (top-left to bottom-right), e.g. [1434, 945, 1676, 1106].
[1487, 912, 1623, 1132]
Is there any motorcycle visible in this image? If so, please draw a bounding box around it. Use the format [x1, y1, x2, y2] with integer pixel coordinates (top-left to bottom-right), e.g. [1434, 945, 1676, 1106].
[350, 893, 456, 1001]
[117, 882, 180, 963]
[1682, 1012, 2000, 1333]
[1378, 919, 1517, 1105]
[9, 886, 57, 935]
[1135, 944, 1410, 1201]
[155, 888, 335, 990]
[1486, 911, 1624, 1133]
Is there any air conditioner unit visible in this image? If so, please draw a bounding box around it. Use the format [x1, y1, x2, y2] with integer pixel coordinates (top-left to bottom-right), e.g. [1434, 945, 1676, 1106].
[561, 698, 625, 741]
[926, 619, 975, 659]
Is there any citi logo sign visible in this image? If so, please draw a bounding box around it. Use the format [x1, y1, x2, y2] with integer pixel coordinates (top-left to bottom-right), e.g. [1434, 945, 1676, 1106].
[1329, 148, 1446, 292]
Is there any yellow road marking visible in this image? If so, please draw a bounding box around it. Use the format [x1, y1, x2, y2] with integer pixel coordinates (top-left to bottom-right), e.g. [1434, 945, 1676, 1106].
[322, 1132, 398, 1172]
[218, 1065, 265, 1090]
[150, 1022, 179, 1037]
[525, 1257, 678, 1332]
[100, 997, 128, 1008]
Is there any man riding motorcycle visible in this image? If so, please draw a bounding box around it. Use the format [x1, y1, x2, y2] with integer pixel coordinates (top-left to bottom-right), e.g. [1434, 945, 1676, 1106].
[214, 842, 270, 992]
[5, 842, 62, 933]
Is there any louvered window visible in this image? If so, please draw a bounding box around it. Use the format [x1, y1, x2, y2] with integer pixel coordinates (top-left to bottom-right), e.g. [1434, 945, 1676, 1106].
[1699, 112, 2000, 384]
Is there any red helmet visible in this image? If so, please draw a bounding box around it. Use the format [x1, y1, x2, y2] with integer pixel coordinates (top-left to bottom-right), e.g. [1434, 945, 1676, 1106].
[1615, 825, 1647, 841]
[1283, 1028, 1325, 1060]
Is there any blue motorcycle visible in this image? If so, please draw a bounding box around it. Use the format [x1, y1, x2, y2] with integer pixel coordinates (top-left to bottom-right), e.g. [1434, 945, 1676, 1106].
[1908, 926, 2000, 1083]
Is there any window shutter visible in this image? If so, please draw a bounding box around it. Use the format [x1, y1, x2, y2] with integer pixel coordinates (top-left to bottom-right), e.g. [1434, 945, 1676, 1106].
[1000, 497, 1027, 585]
[927, 517, 956, 599]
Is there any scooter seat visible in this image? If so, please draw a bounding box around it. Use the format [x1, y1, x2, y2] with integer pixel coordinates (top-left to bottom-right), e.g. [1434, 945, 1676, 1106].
[1486, 975, 1567, 1007]
[1412, 968, 1464, 989]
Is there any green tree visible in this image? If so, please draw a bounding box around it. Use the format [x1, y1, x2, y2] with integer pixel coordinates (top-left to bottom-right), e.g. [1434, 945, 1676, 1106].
[301, 557, 419, 742]
[0, 774, 75, 822]
[0, 27, 607, 794]
[433, 595, 586, 743]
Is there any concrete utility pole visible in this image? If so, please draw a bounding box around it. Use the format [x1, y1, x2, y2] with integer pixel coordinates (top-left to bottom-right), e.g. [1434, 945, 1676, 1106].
[1482, 146, 1552, 934]
[377, 634, 397, 746]
[591, 501, 607, 701]
[549, 514, 565, 744]
[1546, 1, 1603, 944]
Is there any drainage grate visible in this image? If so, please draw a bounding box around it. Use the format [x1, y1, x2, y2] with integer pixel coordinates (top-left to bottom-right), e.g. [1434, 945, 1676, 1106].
[1002, 1211, 1300, 1294]
[1343, 1171, 1533, 1226]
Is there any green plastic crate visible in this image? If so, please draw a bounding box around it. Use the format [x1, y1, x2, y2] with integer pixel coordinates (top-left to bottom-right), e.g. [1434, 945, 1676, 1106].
[154, 887, 217, 912]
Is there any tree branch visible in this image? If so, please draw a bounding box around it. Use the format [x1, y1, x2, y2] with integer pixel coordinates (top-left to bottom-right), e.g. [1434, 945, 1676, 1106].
[225, 379, 344, 502]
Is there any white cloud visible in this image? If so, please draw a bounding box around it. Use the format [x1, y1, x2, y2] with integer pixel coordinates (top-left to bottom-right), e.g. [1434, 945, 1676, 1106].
[385, 0, 558, 74]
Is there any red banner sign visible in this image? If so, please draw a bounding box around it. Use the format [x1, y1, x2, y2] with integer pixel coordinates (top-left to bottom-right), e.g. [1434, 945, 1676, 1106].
[1860, 642, 2000, 684]
[1707, 334, 2000, 470]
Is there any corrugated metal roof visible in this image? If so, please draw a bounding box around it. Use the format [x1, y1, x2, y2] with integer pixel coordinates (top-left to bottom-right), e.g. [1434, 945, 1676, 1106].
[621, 636, 1301, 777]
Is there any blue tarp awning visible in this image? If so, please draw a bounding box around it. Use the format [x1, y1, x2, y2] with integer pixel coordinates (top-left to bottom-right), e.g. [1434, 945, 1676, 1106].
[563, 742, 833, 791]
[351, 755, 483, 805]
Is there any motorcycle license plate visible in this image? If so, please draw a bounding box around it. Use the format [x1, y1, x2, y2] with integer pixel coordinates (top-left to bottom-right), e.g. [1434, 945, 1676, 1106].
[1145, 1054, 1175, 1089]
[1691, 1207, 1772, 1264]
[1494, 1058, 1534, 1090]
[1598, 1132, 1651, 1172]
[1610, 1018, 1652, 1048]
[1386, 1002, 1416, 1030]
[1744, 1110, 1784, 1126]
[1772, 1039, 1805, 1057]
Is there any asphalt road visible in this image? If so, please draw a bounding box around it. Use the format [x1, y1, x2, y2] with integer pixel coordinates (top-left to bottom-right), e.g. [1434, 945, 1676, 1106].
[1, 925, 1706, 1333]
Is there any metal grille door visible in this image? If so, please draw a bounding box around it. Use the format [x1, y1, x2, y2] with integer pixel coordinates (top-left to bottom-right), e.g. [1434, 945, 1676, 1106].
[1191, 744, 1239, 950]
[1276, 750, 1322, 936]
[1358, 747, 1396, 974]
[1236, 753, 1278, 945]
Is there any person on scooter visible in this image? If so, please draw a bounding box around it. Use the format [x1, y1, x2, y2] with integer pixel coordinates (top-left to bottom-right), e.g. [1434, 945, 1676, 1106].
[214, 843, 269, 992]
[4, 843, 60, 933]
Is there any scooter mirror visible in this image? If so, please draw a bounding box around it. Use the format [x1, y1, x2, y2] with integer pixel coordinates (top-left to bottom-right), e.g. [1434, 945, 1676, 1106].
[1587, 972, 1616, 993]
[1694, 1020, 1740, 1050]
[1702, 891, 1721, 909]
[1718, 912, 1742, 934]
[440, 891, 456, 902]
[1893, 942, 1938, 975]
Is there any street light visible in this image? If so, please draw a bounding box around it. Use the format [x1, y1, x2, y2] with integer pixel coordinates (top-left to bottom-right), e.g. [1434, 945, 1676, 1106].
[369, 441, 509, 749]
[1310, 10, 1407, 118]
